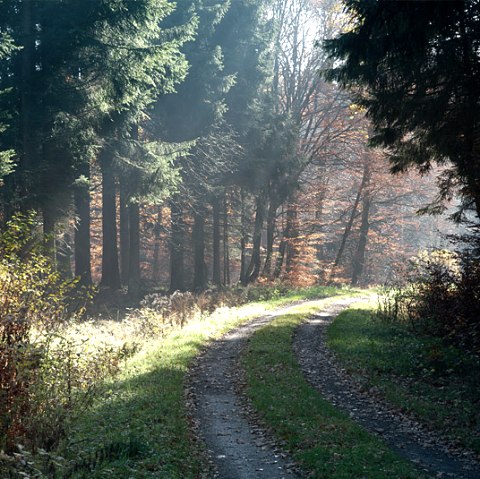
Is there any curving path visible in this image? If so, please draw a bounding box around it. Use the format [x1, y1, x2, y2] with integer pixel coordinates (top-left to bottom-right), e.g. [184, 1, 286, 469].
[293, 301, 480, 479]
[187, 303, 305, 479]
[188, 297, 480, 478]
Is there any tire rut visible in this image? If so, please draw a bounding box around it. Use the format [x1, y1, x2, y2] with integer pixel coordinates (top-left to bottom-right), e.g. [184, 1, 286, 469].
[187, 303, 306, 479]
[293, 300, 480, 479]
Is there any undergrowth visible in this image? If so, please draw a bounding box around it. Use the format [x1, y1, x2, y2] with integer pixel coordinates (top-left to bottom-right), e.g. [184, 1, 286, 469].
[1, 254, 342, 478]
[378, 240, 480, 356]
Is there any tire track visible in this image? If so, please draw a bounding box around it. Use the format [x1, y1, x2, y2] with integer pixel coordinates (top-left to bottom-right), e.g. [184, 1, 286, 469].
[293, 301, 480, 479]
[187, 303, 306, 479]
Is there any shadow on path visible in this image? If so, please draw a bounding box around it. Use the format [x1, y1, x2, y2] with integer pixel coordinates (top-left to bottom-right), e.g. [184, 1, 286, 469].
[188, 303, 306, 479]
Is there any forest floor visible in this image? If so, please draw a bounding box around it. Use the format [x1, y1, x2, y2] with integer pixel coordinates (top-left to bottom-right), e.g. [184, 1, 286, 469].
[191, 296, 480, 479]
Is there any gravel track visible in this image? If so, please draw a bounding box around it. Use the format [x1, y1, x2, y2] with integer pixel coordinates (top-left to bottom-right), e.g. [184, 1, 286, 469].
[188, 297, 480, 479]
[187, 303, 306, 479]
[293, 300, 480, 479]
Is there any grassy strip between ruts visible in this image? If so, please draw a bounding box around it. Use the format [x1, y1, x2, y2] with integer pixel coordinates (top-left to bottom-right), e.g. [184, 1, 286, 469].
[242, 296, 425, 479]
[52, 286, 343, 479]
[327, 301, 480, 455]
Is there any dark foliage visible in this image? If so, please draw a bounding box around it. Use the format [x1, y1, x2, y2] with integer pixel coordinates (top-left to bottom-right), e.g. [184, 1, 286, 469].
[325, 0, 480, 219]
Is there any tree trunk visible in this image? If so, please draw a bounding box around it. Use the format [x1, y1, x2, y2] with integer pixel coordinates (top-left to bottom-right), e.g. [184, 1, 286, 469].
[274, 205, 286, 278]
[128, 200, 141, 296]
[19, 0, 35, 207]
[240, 189, 248, 285]
[246, 193, 266, 284]
[285, 200, 299, 274]
[328, 160, 369, 283]
[315, 186, 326, 262]
[193, 205, 207, 291]
[223, 193, 230, 286]
[274, 238, 286, 278]
[351, 193, 371, 286]
[119, 175, 130, 285]
[212, 195, 222, 286]
[169, 198, 186, 292]
[262, 199, 277, 278]
[57, 232, 73, 279]
[459, 11, 480, 221]
[127, 124, 142, 295]
[100, 149, 121, 289]
[74, 164, 92, 285]
[152, 207, 162, 282]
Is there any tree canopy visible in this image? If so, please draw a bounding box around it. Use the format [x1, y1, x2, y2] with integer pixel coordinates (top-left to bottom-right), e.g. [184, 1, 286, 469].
[326, 0, 480, 220]
[0, 0, 451, 293]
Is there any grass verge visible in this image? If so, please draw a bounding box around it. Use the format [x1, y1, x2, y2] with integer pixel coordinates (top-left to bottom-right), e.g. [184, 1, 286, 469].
[53, 285, 342, 478]
[328, 302, 480, 454]
[242, 296, 423, 479]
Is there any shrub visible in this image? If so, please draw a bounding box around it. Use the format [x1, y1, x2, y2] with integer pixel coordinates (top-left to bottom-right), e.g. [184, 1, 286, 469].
[0, 213, 128, 456]
[378, 235, 480, 355]
[138, 283, 295, 337]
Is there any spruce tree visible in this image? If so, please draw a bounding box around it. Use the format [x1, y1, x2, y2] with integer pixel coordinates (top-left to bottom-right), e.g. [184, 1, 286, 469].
[153, 0, 235, 291]
[326, 0, 480, 220]
[81, 0, 193, 289]
[0, 20, 16, 184]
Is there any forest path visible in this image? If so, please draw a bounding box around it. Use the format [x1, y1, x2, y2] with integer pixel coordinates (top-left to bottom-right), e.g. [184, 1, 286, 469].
[294, 303, 480, 479]
[187, 302, 307, 479]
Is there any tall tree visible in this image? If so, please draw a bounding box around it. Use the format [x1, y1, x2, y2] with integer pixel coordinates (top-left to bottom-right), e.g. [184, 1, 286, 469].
[86, 0, 192, 289]
[154, 0, 234, 291]
[326, 0, 480, 221]
[0, 14, 16, 186]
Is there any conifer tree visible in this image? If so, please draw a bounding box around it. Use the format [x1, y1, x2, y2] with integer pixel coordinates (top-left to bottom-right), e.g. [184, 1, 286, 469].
[153, 0, 235, 292]
[214, 0, 276, 284]
[0, 23, 15, 184]
[81, 0, 193, 289]
[326, 0, 480, 221]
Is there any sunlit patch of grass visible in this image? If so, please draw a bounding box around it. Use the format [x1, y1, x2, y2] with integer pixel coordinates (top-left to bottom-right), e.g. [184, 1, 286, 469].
[242, 296, 424, 479]
[328, 302, 480, 454]
[55, 286, 342, 478]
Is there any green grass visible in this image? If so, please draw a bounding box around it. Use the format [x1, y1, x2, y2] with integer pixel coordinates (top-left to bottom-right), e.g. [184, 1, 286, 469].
[328, 302, 480, 454]
[54, 286, 343, 478]
[242, 296, 423, 479]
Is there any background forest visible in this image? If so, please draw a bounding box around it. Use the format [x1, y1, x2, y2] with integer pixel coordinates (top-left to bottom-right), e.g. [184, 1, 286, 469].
[0, 0, 455, 294]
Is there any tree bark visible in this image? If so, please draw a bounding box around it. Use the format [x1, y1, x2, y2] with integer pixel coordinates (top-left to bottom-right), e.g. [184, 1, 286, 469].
[19, 0, 35, 207]
[240, 189, 248, 285]
[262, 199, 277, 278]
[212, 195, 222, 286]
[246, 193, 266, 283]
[274, 238, 286, 278]
[128, 199, 141, 296]
[315, 186, 326, 262]
[193, 205, 207, 291]
[351, 192, 371, 286]
[152, 207, 162, 282]
[223, 193, 230, 286]
[57, 232, 73, 279]
[127, 124, 141, 295]
[285, 200, 299, 274]
[119, 175, 130, 285]
[74, 164, 92, 285]
[100, 149, 121, 289]
[169, 198, 186, 292]
[274, 205, 286, 278]
[328, 160, 369, 283]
